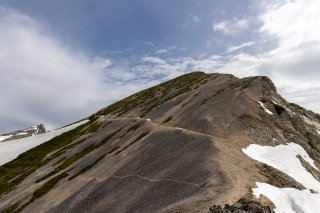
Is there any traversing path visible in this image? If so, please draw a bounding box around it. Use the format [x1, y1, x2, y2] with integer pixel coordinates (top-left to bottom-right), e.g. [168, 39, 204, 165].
[78, 173, 209, 189]
[105, 115, 216, 139]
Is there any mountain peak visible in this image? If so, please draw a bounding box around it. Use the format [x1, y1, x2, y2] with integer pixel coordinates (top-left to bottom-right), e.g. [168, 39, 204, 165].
[0, 124, 46, 142]
[1, 72, 320, 213]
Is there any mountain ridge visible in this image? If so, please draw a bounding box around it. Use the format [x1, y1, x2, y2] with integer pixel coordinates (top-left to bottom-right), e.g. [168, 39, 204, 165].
[0, 124, 46, 142]
[0, 72, 320, 213]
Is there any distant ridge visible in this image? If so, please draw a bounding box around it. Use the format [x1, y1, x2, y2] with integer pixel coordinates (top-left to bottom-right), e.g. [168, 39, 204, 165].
[0, 124, 46, 142]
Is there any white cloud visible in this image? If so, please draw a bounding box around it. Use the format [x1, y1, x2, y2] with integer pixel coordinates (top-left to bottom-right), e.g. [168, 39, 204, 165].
[253, 0, 320, 111]
[119, 0, 320, 114]
[0, 8, 153, 132]
[143, 41, 156, 47]
[134, 0, 320, 113]
[225, 41, 256, 54]
[155, 49, 168, 54]
[155, 46, 176, 54]
[0, 8, 108, 131]
[260, 0, 320, 49]
[2, 0, 320, 133]
[213, 18, 249, 35]
[142, 56, 167, 64]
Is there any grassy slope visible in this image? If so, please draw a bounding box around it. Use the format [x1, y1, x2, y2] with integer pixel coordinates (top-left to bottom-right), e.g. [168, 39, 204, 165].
[0, 72, 209, 212]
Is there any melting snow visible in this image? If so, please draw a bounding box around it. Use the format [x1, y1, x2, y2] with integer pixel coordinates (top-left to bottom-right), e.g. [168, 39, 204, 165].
[302, 116, 320, 135]
[259, 102, 273, 115]
[0, 135, 13, 142]
[243, 142, 319, 191]
[0, 120, 88, 165]
[16, 132, 28, 136]
[253, 182, 320, 213]
[243, 142, 320, 213]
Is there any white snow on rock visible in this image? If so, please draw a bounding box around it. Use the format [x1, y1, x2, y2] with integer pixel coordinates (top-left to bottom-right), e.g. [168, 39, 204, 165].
[258, 102, 273, 115]
[272, 100, 295, 116]
[0, 135, 13, 142]
[0, 120, 88, 166]
[243, 142, 320, 191]
[243, 142, 320, 213]
[253, 182, 320, 213]
[146, 119, 151, 121]
[16, 132, 28, 136]
[302, 115, 320, 135]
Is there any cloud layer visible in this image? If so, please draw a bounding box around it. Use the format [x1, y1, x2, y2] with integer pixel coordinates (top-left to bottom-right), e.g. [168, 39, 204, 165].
[213, 18, 249, 35]
[0, 8, 157, 132]
[0, 8, 107, 131]
[1, 0, 320, 132]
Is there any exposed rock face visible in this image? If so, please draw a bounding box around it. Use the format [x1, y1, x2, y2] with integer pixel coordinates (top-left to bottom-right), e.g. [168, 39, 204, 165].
[208, 198, 274, 213]
[0, 72, 319, 212]
[0, 124, 46, 142]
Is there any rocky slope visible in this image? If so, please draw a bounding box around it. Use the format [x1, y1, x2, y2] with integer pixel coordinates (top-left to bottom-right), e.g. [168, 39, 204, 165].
[0, 72, 319, 212]
[0, 124, 46, 142]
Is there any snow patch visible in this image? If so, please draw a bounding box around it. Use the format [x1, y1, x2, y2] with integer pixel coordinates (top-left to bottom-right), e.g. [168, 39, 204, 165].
[0, 120, 88, 165]
[253, 182, 320, 213]
[259, 102, 273, 115]
[16, 132, 28, 136]
[302, 116, 320, 134]
[242, 143, 320, 191]
[146, 119, 151, 121]
[0, 135, 12, 142]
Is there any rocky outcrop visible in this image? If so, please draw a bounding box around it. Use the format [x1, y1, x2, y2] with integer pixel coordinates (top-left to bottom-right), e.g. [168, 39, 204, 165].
[208, 198, 274, 213]
[0, 124, 46, 142]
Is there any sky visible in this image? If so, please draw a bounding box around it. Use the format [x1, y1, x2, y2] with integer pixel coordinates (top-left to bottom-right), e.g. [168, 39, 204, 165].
[0, 0, 320, 132]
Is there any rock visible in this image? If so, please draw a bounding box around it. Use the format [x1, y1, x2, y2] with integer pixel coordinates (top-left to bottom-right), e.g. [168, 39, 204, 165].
[208, 198, 275, 213]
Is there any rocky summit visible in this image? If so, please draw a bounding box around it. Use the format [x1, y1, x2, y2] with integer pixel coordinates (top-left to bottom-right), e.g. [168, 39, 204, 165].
[0, 72, 320, 213]
[0, 124, 46, 142]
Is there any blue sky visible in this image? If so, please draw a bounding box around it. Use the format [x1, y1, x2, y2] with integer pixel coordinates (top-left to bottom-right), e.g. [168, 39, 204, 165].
[1, 0, 253, 56]
[1, 0, 320, 132]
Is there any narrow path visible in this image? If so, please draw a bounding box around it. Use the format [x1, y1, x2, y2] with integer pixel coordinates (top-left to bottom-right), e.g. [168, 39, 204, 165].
[112, 174, 208, 188]
[106, 115, 216, 139]
[80, 115, 215, 190]
[78, 173, 209, 189]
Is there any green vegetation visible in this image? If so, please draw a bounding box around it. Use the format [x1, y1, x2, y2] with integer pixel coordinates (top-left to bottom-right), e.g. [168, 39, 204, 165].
[115, 132, 150, 155]
[2, 202, 19, 213]
[52, 157, 67, 167]
[32, 172, 68, 202]
[46, 138, 87, 162]
[68, 154, 106, 180]
[0, 72, 211, 211]
[0, 121, 91, 196]
[82, 121, 101, 134]
[36, 129, 121, 183]
[1, 127, 121, 212]
[15, 172, 69, 212]
[127, 124, 141, 133]
[92, 72, 208, 117]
